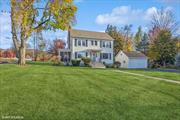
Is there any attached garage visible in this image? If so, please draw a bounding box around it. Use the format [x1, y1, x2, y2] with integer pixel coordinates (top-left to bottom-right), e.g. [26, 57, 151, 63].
[115, 51, 148, 68]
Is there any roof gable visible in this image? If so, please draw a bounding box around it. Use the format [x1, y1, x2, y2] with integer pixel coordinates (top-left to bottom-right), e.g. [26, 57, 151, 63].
[70, 29, 114, 41]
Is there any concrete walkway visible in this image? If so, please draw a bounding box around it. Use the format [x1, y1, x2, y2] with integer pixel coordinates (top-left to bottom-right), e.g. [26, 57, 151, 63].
[114, 70, 180, 84]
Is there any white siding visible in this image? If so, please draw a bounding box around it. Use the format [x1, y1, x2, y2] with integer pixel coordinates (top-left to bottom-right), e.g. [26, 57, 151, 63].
[115, 51, 129, 68]
[71, 37, 114, 64]
[115, 51, 148, 68]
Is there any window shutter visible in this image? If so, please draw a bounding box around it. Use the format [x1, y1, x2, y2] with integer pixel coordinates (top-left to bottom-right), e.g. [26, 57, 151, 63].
[109, 42, 111, 48]
[75, 39, 77, 46]
[109, 53, 111, 60]
[86, 40, 88, 47]
[100, 53, 102, 59]
[75, 52, 77, 59]
[100, 41, 102, 48]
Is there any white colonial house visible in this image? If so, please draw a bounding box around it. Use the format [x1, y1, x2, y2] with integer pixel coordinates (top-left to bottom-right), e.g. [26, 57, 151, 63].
[115, 51, 148, 68]
[59, 29, 114, 65]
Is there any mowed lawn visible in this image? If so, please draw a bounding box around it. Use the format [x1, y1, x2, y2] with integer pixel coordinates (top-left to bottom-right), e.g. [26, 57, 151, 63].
[121, 69, 180, 81]
[0, 65, 180, 120]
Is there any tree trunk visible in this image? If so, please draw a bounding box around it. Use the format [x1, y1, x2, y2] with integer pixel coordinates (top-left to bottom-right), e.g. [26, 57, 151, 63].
[18, 46, 26, 65]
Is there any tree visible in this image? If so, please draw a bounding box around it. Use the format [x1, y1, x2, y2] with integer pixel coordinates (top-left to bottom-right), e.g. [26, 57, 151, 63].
[138, 33, 149, 54]
[148, 30, 177, 67]
[134, 26, 143, 51]
[48, 39, 66, 56]
[33, 32, 46, 61]
[105, 25, 124, 55]
[149, 8, 179, 42]
[10, 0, 77, 65]
[120, 24, 134, 51]
[106, 24, 134, 55]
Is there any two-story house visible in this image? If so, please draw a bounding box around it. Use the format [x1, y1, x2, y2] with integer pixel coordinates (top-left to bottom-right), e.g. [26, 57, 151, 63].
[59, 29, 114, 65]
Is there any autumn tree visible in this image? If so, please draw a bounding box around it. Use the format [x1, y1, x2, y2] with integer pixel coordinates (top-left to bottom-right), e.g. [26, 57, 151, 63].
[148, 8, 179, 67]
[148, 30, 177, 67]
[148, 8, 179, 42]
[120, 25, 134, 51]
[106, 24, 133, 55]
[48, 39, 66, 56]
[105, 25, 124, 55]
[10, 0, 77, 65]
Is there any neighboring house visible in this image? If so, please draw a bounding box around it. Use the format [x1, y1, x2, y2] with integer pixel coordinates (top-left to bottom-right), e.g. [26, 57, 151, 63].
[115, 51, 148, 68]
[59, 29, 114, 64]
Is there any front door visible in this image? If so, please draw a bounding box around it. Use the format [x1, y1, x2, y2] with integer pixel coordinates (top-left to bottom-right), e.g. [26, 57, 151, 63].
[92, 53, 96, 62]
[91, 52, 99, 62]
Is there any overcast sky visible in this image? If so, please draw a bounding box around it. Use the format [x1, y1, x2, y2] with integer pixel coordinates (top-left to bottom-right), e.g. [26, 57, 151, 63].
[0, 0, 180, 49]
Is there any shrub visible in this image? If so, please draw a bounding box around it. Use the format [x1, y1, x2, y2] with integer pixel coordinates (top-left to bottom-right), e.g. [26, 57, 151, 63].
[114, 61, 121, 68]
[106, 64, 114, 68]
[71, 60, 81, 66]
[51, 56, 63, 66]
[81, 57, 91, 66]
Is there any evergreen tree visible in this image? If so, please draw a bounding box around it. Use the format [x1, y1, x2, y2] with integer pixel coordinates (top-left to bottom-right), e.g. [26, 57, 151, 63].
[134, 26, 142, 51]
[137, 33, 149, 54]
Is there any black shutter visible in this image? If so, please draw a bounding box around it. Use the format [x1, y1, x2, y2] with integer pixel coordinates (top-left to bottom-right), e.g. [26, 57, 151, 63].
[100, 41, 102, 48]
[109, 42, 111, 48]
[75, 52, 77, 59]
[100, 53, 102, 59]
[75, 39, 77, 46]
[86, 40, 88, 47]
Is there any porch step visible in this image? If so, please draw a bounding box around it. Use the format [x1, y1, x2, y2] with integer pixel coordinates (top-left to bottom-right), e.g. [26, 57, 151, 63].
[90, 62, 106, 68]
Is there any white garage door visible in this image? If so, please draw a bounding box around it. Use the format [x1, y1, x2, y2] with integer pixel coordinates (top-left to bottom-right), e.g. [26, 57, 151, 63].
[128, 59, 147, 68]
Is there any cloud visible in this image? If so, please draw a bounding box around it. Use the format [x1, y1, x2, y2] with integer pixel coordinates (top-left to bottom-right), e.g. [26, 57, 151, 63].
[96, 6, 143, 25]
[95, 6, 172, 25]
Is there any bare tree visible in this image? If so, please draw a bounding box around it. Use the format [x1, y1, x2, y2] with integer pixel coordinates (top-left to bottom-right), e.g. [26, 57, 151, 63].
[149, 8, 179, 36]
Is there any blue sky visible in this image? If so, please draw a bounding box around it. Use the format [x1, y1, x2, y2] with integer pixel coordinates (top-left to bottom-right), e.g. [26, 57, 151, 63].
[0, 0, 180, 49]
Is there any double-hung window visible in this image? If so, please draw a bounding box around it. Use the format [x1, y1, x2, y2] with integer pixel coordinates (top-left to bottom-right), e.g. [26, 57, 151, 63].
[95, 41, 97, 46]
[75, 39, 77, 46]
[82, 40, 86, 46]
[91, 40, 94, 45]
[78, 40, 81, 46]
[102, 53, 108, 59]
[102, 42, 105, 47]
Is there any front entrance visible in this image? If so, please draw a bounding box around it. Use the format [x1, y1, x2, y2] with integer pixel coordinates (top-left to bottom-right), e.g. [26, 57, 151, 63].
[91, 52, 100, 62]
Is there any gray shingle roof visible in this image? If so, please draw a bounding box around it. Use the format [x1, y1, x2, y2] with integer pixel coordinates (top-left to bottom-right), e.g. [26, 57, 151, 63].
[70, 29, 114, 41]
[123, 51, 147, 58]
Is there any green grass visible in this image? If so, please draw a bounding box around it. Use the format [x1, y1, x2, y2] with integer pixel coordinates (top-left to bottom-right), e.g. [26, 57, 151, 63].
[0, 65, 180, 120]
[121, 69, 180, 81]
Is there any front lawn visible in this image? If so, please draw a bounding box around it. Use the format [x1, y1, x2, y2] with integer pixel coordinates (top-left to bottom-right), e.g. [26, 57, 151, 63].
[0, 65, 180, 120]
[122, 69, 180, 81]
